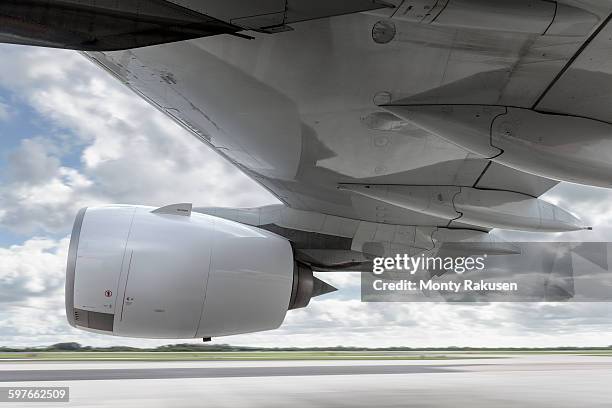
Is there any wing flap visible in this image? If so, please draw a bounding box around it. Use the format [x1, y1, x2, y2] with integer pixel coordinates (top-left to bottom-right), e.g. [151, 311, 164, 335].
[0, 0, 243, 51]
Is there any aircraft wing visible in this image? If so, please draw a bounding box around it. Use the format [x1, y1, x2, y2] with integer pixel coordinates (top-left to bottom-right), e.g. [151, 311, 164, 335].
[3, 0, 611, 257]
[10, 1, 612, 339]
[72, 0, 612, 234]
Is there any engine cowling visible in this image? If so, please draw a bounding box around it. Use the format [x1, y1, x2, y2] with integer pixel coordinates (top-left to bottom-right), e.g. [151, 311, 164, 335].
[65, 205, 330, 339]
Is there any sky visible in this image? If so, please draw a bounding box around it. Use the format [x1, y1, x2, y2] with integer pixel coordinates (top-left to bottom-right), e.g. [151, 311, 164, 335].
[1, 43, 612, 348]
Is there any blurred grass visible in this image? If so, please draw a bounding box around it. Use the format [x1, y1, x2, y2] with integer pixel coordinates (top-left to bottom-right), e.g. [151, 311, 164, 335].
[0, 350, 610, 361]
[0, 351, 491, 361]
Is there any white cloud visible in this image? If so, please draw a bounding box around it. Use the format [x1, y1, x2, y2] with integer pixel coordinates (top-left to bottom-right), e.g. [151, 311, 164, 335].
[225, 299, 612, 348]
[6, 138, 62, 184]
[0, 139, 99, 233]
[544, 183, 612, 227]
[0, 236, 67, 299]
[0, 45, 277, 235]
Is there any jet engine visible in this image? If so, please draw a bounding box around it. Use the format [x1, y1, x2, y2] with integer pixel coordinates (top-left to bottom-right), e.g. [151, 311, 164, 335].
[65, 204, 334, 339]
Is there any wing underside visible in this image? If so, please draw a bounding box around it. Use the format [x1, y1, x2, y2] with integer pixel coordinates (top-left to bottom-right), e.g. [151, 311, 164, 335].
[2, 0, 609, 241]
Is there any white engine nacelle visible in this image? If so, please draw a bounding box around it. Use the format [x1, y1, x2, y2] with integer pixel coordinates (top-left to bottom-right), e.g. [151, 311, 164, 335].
[66, 204, 308, 339]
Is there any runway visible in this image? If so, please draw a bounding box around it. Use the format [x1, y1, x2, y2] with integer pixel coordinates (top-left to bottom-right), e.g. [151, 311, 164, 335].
[0, 363, 458, 381]
[1, 355, 612, 407]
